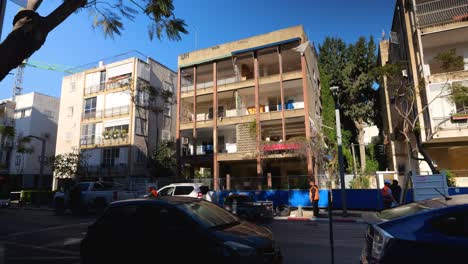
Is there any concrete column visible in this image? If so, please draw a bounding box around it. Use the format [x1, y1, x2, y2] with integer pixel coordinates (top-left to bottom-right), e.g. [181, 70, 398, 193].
[193, 67, 197, 156]
[301, 55, 314, 182]
[176, 68, 182, 178]
[226, 173, 231, 190]
[254, 53, 262, 179]
[278, 47, 286, 141]
[213, 62, 219, 191]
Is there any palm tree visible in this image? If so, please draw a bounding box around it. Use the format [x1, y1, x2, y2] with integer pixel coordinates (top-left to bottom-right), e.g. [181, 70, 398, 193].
[0, 125, 15, 168]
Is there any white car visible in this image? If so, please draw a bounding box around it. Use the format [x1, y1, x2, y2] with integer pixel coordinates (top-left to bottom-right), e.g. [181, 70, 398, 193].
[157, 183, 213, 201]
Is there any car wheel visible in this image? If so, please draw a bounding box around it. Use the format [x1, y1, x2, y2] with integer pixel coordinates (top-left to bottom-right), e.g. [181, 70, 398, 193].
[54, 198, 65, 215]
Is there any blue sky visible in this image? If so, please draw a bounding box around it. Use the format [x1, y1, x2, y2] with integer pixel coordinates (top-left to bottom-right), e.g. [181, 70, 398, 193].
[0, 0, 395, 99]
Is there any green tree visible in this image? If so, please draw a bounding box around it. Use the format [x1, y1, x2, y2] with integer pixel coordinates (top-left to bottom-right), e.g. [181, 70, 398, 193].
[0, 125, 15, 167]
[341, 36, 377, 173]
[0, 0, 188, 81]
[151, 141, 176, 177]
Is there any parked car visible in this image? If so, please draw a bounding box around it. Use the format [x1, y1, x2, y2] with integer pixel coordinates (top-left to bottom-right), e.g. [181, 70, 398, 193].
[53, 181, 138, 214]
[224, 194, 274, 220]
[361, 194, 468, 264]
[157, 183, 213, 201]
[0, 198, 9, 208]
[81, 197, 282, 263]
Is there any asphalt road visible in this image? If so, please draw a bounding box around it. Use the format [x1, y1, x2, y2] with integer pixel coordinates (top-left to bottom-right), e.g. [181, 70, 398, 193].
[0, 209, 366, 264]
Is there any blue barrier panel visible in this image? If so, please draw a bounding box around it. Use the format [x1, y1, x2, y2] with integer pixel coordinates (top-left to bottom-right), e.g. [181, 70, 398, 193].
[332, 189, 382, 210]
[448, 187, 468, 195]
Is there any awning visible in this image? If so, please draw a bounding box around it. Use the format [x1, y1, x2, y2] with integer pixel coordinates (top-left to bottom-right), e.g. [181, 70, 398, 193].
[231, 37, 301, 55]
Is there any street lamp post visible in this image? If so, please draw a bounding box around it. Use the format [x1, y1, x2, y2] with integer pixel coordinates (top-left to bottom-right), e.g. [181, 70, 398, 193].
[27, 135, 46, 189]
[330, 86, 347, 216]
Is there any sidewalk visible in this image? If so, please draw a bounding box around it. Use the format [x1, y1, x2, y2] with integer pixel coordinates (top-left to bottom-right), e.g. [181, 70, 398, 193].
[274, 208, 374, 223]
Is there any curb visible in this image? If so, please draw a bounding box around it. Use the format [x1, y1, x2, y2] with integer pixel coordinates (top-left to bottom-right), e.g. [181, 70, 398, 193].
[273, 216, 365, 223]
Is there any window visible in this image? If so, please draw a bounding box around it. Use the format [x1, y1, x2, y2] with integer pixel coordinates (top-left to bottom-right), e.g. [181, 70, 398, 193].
[161, 130, 171, 141]
[137, 90, 149, 106]
[163, 81, 173, 91]
[84, 97, 97, 118]
[258, 47, 279, 77]
[174, 186, 194, 195]
[20, 110, 25, 118]
[67, 107, 74, 117]
[158, 186, 175, 197]
[100, 71, 106, 90]
[281, 40, 301, 73]
[176, 200, 239, 229]
[81, 123, 96, 145]
[44, 110, 54, 119]
[15, 155, 21, 166]
[70, 82, 76, 92]
[97, 204, 137, 227]
[135, 118, 147, 136]
[208, 106, 224, 119]
[164, 116, 171, 129]
[102, 147, 120, 167]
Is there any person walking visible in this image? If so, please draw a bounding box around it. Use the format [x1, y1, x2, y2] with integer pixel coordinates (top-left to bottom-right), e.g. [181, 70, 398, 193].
[309, 181, 320, 217]
[390, 180, 402, 203]
[382, 179, 397, 210]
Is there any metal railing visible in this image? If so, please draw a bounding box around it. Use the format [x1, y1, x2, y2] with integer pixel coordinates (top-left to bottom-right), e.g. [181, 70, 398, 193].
[87, 164, 129, 177]
[82, 105, 130, 120]
[84, 77, 132, 95]
[80, 135, 130, 146]
[432, 116, 468, 130]
[416, 0, 468, 28]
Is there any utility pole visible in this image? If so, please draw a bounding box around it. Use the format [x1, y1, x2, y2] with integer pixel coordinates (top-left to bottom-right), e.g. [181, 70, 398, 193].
[351, 143, 358, 177]
[330, 86, 347, 216]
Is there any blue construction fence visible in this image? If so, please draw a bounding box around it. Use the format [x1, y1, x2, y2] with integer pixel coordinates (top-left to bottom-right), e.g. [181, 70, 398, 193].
[213, 187, 468, 211]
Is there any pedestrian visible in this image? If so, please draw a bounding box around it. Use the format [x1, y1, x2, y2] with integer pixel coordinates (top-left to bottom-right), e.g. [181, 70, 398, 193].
[147, 186, 158, 197]
[381, 179, 397, 210]
[309, 180, 320, 217]
[390, 179, 402, 203]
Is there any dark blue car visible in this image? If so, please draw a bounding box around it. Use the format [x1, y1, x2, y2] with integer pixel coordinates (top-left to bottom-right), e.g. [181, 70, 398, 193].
[361, 194, 468, 264]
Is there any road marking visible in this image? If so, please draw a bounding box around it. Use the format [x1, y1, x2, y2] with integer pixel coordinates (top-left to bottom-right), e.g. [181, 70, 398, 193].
[0, 222, 92, 240]
[3, 241, 79, 256]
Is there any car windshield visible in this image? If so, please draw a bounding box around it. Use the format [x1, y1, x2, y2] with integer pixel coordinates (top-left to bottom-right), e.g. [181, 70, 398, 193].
[378, 198, 449, 220]
[176, 200, 239, 229]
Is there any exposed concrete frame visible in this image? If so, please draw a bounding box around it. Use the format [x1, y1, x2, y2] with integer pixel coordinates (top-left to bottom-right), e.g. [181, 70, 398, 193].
[212, 62, 219, 191]
[254, 53, 262, 179]
[278, 46, 286, 141]
[301, 55, 314, 182]
[176, 68, 181, 177]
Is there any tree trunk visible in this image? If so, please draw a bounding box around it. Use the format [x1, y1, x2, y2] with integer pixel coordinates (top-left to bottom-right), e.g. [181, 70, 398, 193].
[355, 120, 366, 173]
[0, 0, 86, 82]
[413, 129, 439, 174]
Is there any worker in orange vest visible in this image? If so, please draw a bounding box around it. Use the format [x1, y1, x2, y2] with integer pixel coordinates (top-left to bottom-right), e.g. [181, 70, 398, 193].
[147, 186, 158, 198]
[309, 180, 320, 217]
[382, 179, 397, 210]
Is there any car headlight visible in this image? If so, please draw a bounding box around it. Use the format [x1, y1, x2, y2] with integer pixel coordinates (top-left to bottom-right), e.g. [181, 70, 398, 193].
[224, 241, 256, 257]
[371, 226, 393, 260]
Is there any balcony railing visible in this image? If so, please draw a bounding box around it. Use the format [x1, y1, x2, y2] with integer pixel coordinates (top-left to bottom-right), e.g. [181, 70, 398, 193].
[416, 0, 468, 28]
[84, 77, 132, 95]
[82, 105, 130, 120]
[432, 116, 468, 130]
[80, 135, 130, 146]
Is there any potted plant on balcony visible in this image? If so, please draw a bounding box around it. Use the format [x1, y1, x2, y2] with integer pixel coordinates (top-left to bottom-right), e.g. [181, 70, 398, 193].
[451, 112, 468, 121]
[120, 129, 128, 138]
[112, 129, 120, 139]
[102, 130, 111, 139]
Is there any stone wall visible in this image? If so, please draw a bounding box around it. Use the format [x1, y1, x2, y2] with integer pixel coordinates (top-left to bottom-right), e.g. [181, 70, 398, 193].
[236, 123, 256, 153]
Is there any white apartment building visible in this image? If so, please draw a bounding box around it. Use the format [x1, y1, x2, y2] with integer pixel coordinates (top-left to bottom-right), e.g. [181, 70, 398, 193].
[0, 92, 59, 189]
[55, 56, 176, 189]
[380, 0, 468, 183]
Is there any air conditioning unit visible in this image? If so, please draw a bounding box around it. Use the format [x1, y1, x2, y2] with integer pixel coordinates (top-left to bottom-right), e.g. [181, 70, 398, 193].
[181, 137, 189, 144]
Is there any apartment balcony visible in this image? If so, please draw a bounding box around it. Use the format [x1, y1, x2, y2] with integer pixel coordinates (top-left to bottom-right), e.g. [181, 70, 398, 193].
[84, 76, 132, 95]
[82, 105, 130, 120]
[416, 0, 468, 29]
[80, 135, 130, 148]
